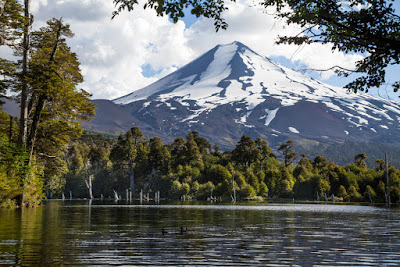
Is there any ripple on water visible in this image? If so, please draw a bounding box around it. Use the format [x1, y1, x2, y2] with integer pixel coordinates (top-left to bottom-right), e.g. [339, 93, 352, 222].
[0, 201, 399, 265]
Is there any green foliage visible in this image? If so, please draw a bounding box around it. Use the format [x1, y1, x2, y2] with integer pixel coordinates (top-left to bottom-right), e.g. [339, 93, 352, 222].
[0, 0, 24, 101]
[34, 126, 400, 204]
[0, 137, 43, 207]
[259, 181, 269, 197]
[232, 135, 259, 166]
[1, 3, 95, 206]
[113, 0, 229, 31]
[297, 141, 400, 169]
[196, 181, 214, 200]
[279, 140, 297, 167]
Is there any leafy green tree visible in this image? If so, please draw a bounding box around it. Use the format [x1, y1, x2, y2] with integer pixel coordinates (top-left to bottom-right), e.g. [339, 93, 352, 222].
[264, 165, 281, 197]
[278, 166, 295, 196]
[0, 137, 43, 207]
[259, 181, 269, 197]
[375, 159, 385, 172]
[25, 19, 94, 198]
[231, 135, 259, 166]
[337, 185, 347, 200]
[364, 185, 376, 203]
[207, 164, 231, 185]
[1, 15, 94, 205]
[55, 128, 400, 203]
[255, 137, 274, 161]
[191, 180, 200, 195]
[64, 142, 90, 198]
[240, 183, 256, 198]
[244, 167, 260, 193]
[149, 136, 170, 172]
[0, 0, 24, 102]
[311, 174, 331, 198]
[169, 180, 182, 198]
[354, 153, 367, 169]
[278, 140, 297, 167]
[190, 131, 211, 155]
[170, 136, 187, 167]
[185, 131, 202, 163]
[88, 144, 113, 197]
[313, 155, 329, 170]
[196, 181, 214, 200]
[347, 185, 362, 201]
[110, 127, 149, 195]
[293, 154, 313, 181]
[0, 0, 24, 46]
[388, 166, 400, 202]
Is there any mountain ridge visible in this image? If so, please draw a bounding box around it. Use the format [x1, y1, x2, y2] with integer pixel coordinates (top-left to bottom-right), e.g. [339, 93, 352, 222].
[109, 41, 400, 149]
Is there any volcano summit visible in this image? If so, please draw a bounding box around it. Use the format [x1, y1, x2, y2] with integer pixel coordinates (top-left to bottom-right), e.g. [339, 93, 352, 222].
[87, 42, 400, 149]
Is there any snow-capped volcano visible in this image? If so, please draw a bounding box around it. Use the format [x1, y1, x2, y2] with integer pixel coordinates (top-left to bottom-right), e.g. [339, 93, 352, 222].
[111, 41, 400, 149]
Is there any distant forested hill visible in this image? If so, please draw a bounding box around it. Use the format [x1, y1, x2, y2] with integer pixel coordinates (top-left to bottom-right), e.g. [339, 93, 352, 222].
[296, 141, 400, 169]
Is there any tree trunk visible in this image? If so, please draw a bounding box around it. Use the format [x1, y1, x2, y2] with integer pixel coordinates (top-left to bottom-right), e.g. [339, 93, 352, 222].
[113, 190, 119, 200]
[85, 175, 93, 199]
[16, 0, 31, 208]
[385, 153, 390, 207]
[368, 187, 372, 203]
[27, 96, 46, 158]
[129, 169, 134, 196]
[89, 175, 93, 199]
[19, 0, 31, 148]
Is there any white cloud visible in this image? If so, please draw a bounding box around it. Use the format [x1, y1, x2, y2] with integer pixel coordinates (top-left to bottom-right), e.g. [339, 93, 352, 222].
[184, 0, 363, 78]
[4, 0, 365, 100]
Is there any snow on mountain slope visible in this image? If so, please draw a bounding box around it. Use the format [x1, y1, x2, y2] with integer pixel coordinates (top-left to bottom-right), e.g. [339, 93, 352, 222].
[111, 41, 400, 149]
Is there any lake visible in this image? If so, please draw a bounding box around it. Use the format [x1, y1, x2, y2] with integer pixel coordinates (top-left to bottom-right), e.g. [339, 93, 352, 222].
[0, 200, 399, 266]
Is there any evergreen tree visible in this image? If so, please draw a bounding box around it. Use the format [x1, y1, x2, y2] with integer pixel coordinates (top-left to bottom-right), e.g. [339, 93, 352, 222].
[0, 0, 24, 103]
[354, 153, 367, 168]
[231, 135, 259, 166]
[278, 140, 297, 167]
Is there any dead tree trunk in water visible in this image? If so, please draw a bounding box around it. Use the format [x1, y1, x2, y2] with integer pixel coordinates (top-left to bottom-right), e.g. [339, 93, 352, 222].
[85, 175, 93, 200]
[385, 153, 390, 207]
[113, 190, 119, 200]
[129, 169, 134, 199]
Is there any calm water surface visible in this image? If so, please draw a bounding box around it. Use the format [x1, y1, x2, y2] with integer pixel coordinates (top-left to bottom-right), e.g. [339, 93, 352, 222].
[0, 200, 399, 266]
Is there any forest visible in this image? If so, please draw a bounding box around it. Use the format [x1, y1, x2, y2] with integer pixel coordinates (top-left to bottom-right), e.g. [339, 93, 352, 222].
[5, 125, 399, 206]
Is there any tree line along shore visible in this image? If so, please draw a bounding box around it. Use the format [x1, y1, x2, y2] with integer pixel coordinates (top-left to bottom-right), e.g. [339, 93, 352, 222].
[7, 126, 398, 206]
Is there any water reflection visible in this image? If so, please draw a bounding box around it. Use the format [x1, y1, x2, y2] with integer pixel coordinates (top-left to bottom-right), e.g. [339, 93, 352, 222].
[0, 201, 399, 265]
